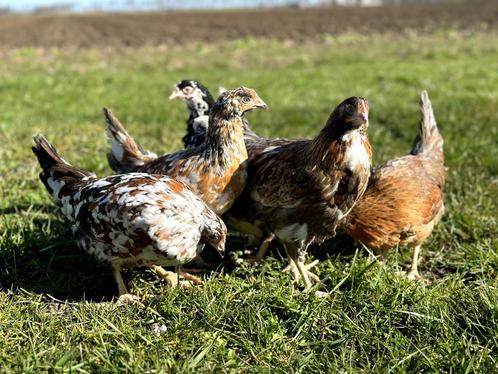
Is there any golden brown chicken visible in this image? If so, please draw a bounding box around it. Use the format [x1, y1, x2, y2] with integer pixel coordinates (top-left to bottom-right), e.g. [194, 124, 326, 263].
[104, 87, 268, 215]
[228, 97, 372, 289]
[342, 91, 446, 280]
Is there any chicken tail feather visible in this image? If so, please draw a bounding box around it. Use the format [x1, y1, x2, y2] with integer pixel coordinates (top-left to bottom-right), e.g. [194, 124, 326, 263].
[32, 134, 94, 201]
[103, 107, 157, 173]
[410, 90, 444, 161]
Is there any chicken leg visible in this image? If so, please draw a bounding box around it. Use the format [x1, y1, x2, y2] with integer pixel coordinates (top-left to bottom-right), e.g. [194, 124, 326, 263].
[406, 245, 422, 280]
[151, 264, 204, 288]
[151, 264, 178, 287]
[111, 263, 139, 304]
[247, 232, 275, 264]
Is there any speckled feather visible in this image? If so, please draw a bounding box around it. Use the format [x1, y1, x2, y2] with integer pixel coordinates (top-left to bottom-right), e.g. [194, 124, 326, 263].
[32, 135, 227, 269]
[105, 87, 267, 215]
[174, 80, 216, 148]
[105, 108, 158, 173]
[173, 80, 292, 160]
[229, 97, 372, 261]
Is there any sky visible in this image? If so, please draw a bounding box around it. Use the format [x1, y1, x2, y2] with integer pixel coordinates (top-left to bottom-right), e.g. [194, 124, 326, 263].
[0, 0, 319, 12]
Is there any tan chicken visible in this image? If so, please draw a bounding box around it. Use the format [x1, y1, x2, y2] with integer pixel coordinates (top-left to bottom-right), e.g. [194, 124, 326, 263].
[342, 91, 446, 280]
[168, 80, 295, 257]
[229, 97, 372, 289]
[105, 87, 268, 215]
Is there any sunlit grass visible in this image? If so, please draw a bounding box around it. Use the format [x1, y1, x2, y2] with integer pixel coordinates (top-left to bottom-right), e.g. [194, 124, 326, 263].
[0, 31, 497, 371]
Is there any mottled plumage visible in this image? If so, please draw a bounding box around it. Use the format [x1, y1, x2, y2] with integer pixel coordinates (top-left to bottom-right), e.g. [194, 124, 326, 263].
[170, 80, 290, 160]
[343, 91, 445, 279]
[229, 97, 372, 289]
[105, 87, 268, 215]
[169, 79, 215, 148]
[105, 108, 158, 173]
[33, 135, 226, 302]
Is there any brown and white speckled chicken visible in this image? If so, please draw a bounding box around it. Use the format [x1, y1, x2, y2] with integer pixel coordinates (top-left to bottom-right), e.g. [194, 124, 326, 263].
[342, 91, 446, 280]
[105, 87, 268, 215]
[229, 97, 372, 289]
[32, 135, 227, 303]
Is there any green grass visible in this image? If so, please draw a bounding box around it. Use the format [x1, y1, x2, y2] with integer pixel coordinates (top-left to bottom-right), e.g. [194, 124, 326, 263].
[1, 31, 498, 372]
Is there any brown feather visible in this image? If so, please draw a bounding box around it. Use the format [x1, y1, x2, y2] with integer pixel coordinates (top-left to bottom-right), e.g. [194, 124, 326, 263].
[343, 91, 446, 253]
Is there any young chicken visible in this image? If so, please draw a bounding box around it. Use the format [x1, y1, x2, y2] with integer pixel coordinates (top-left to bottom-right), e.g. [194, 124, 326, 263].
[230, 97, 372, 289]
[105, 87, 268, 215]
[169, 79, 287, 160]
[169, 80, 215, 149]
[342, 91, 445, 280]
[167, 81, 298, 258]
[32, 135, 227, 304]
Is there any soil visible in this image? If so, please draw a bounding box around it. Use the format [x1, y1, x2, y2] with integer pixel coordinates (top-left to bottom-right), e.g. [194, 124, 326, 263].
[0, 1, 496, 50]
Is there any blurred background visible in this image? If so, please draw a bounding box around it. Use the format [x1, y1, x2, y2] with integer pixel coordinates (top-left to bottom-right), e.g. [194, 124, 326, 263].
[0, 0, 495, 50]
[1, 0, 471, 13]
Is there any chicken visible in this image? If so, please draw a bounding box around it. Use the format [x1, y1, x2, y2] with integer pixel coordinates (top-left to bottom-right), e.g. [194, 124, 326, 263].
[169, 80, 215, 149]
[168, 80, 292, 256]
[32, 135, 227, 304]
[169, 79, 288, 159]
[105, 87, 268, 215]
[342, 91, 445, 280]
[229, 97, 372, 289]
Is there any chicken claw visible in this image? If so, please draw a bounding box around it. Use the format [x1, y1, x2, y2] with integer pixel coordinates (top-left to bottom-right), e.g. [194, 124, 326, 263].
[117, 293, 141, 305]
[151, 265, 204, 288]
[282, 259, 320, 289]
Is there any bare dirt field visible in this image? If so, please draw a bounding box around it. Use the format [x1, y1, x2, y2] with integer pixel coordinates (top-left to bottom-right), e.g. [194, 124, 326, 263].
[0, 1, 496, 49]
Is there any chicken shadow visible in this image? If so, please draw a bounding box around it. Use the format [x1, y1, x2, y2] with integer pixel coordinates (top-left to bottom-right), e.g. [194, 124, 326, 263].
[0, 203, 118, 302]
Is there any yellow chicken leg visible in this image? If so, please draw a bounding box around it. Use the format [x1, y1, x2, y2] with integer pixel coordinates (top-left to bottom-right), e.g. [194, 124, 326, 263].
[151, 264, 203, 288]
[151, 264, 178, 287]
[282, 242, 320, 290]
[111, 263, 139, 304]
[247, 232, 275, 264]
[406, 245, 423, 281]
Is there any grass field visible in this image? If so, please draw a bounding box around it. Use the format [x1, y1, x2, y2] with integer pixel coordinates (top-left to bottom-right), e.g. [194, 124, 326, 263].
[0, 30, 498, 371]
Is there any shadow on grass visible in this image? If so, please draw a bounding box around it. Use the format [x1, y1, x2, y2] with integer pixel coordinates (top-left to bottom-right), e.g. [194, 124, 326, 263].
[0, 235, 118, 303]
[0, 203, 118, 302]
[0, 200, 398, 302]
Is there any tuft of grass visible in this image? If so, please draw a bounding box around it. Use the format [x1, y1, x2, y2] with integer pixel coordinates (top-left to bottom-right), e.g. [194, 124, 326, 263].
[0, 32, 497, 371]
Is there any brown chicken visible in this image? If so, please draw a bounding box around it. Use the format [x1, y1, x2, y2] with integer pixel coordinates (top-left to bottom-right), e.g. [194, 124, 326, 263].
[105, 87, 268, 215]
[228, 97, 372, 289]
[342, 91, 445, 280]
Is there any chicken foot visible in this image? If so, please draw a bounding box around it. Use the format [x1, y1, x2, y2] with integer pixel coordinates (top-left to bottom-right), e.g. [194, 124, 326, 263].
[151, 264, 203, 288]
[282, 242, 320, 290]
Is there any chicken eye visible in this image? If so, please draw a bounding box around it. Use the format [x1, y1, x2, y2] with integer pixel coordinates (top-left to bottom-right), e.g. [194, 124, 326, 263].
[183, 87, 193, 94]
[242, 96, 251, 103]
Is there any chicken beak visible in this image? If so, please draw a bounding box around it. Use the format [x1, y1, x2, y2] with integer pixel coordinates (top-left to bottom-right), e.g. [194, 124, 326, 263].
[169, 88, 182, 100]
[206, 230, 226, 258]
[254, 98, 269, 110]
[349, 113, 368, 129]
[214, 241, 225, 258]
